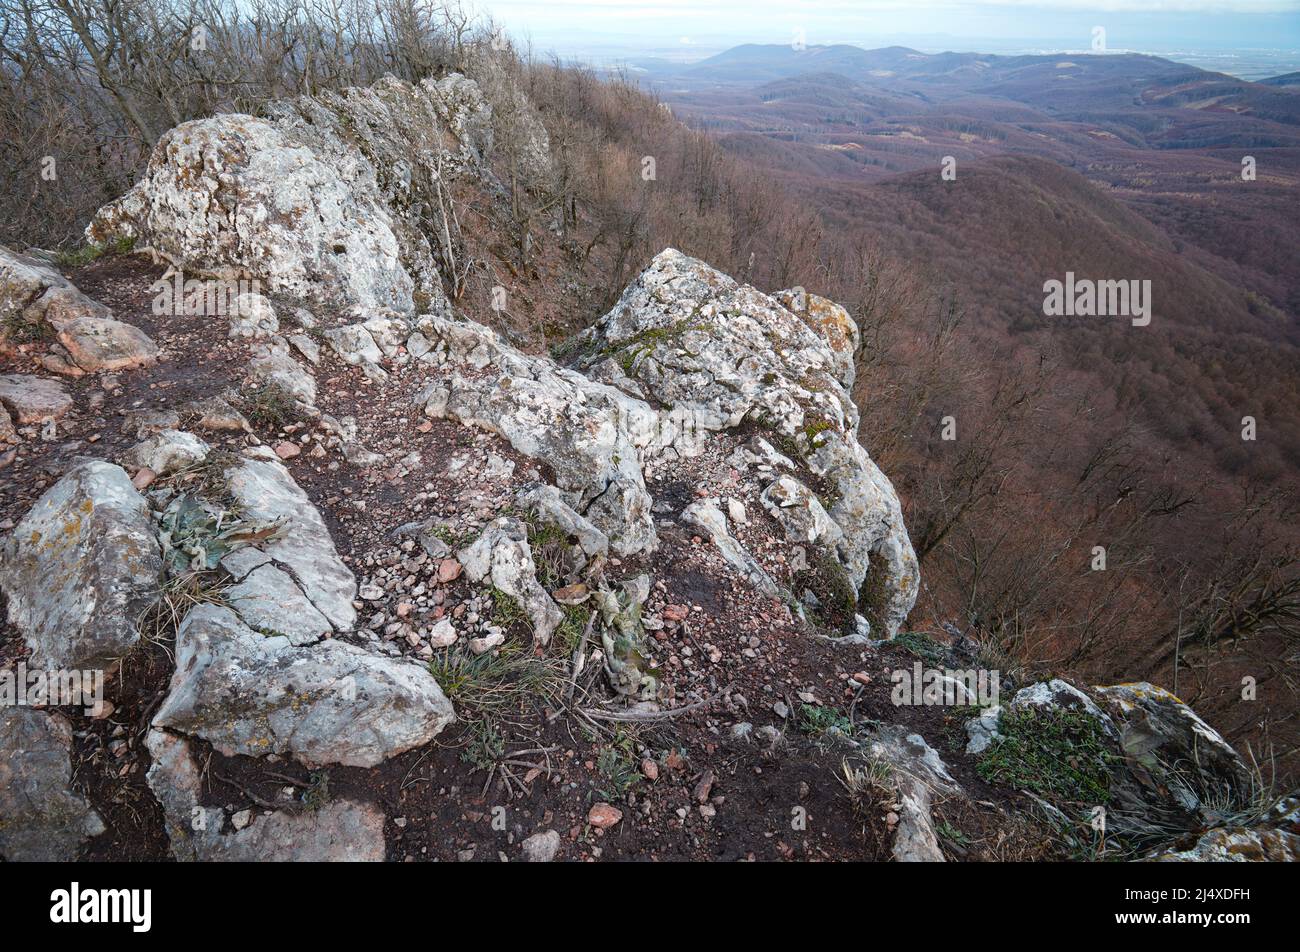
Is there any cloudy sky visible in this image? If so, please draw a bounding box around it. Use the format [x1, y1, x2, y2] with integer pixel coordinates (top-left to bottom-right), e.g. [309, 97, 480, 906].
[475, 0, 1300, 58]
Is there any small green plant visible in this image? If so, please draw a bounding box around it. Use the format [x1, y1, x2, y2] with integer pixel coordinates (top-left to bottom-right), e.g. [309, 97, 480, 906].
[238, 383, 297, 430]
[521, 510, 572, 588]
[424, 522, 470, 551]
[803, 417, 834, 443]
[976, 706, 1119, 805]
[301, 771, 331, 812]
[54, 236, 136, 267]
[460, 718, 506, 771]
[487, 586, 524, 629]
[554, 604, 591, 657]
[798, 703, 853, 739]
[893, 630, 946, 664]
[595, 730, 642, 801]
[936, 821, 971, 847]
[156, 493, 283, 575]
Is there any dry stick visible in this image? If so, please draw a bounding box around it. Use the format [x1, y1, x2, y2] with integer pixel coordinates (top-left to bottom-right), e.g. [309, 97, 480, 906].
[566, 611, 596, 703]
[213, 772, 295, 812]
[580, 687, 729, 723]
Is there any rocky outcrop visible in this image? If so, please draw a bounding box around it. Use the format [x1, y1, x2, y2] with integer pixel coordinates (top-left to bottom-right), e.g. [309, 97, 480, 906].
[413, 314, 659, 556]
[0, 460, 162, 670]
[972, 678, 1265, 847]
[572, 249, 918, 637]
[88, 72, 507, 316]
[0, 709, 105, 861]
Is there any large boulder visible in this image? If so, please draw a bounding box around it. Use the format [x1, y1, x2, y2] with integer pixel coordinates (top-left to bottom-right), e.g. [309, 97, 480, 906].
[88, 73, 505, 316]
[414, 315, 659, 556]
[0, 709, 105, 861]
[974, 679, 1262, 847]
[0, 460, 162, 670]
[54, 316, 159, 373]
[1093, 682, 1255, 821]
[153, 603, 455, 768]
[572, 249, 918, 636]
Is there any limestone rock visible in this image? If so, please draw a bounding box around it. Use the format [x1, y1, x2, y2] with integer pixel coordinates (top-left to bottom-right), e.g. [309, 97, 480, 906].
[573, 249, 917, 636]
[515, 483, 610, 557]
[223, 449, 356, 629]
[861, 727, 960, 863]
[0, 709, 105, 861]
[0, 374, 73, 423]
[153, 604, 455, 768]
[0, 243, 111, 341]
[145, 729, 385, 861]
[0, 460, 161, 670]
[520, 829, 562, 862]
[459, 516, 563, 645]
[86, 71, 516, 316]
[228, 292, 279, 339]
[127, 429, 210, 475]
[775, 287, 860, 388]
[225, 563, 333, 646]
[55, 316, 158, 372]
[760, 474, 843, 547]
[247, 338, 316, 405]
[415, 315, 658, 556]
[1143, 826, 1300, 862]
[1093, 682, 1254, 820]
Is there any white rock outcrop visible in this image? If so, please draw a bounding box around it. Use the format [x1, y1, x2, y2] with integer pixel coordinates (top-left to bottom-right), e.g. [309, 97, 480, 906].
[87, 73, 506, 316]
[414, 315, 659, 556]
[573, 249, 918, 637]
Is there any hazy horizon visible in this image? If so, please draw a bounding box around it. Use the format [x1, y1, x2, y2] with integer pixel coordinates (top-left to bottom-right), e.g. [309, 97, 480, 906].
[476, 1, 1300, 79]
